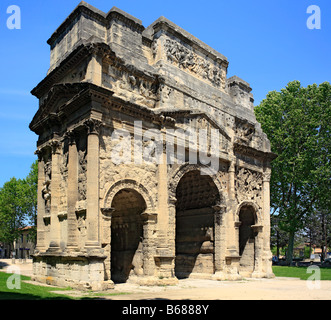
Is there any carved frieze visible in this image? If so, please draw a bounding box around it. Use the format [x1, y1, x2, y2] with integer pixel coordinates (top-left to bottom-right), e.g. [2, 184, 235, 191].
[175, 113, 230, 154]
[235, 118, 255, 145]
[235, 167, 262, 207]
[164, 39, 226, 89]
[102, 60, 160, 108]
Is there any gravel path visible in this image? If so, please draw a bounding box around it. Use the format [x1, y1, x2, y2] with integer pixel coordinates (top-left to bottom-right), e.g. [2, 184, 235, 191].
[1, 259, 330, 300]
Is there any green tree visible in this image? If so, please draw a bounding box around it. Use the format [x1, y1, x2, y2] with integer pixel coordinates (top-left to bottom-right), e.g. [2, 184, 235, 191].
[0, 178, 26, 254]
[0, 161, 38, 252]
[21, 161, 38, 223]
[20, 160, 38, 242]
[255, 81, 331, 265]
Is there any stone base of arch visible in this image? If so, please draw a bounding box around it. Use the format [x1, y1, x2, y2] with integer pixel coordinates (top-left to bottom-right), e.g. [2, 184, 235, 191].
[127, 275, 179, 286]
[32, 253, 115, 291]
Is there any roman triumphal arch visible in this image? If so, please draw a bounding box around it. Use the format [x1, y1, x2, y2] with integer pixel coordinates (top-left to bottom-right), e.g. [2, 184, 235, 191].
[30, 2, 276, 290]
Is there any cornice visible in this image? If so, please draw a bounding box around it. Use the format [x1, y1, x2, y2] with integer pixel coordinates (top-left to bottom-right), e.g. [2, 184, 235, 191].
[31, 42, 115, 99]
[29, 82, 114, 135]
[233, 142, 277, 162]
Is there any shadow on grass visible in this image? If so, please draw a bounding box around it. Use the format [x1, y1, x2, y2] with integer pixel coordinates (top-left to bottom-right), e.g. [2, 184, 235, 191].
[0, 291, 74, 300]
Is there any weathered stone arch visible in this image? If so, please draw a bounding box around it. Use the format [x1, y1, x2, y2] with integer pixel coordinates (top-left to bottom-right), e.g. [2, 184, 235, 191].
[168, 163, 226, 279]
[168, 163, 225, 204]
[235, 201, 261, 224]
[102, 179, 158, 284]
[236, 201, 263, 277]
[103, 179, 156, 213]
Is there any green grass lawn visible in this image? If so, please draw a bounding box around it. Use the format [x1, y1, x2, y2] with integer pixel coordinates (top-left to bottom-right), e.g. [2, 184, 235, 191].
[0, 272, 130, 300]
[272, 266, 331, 280]
[0, 272, 74, 300]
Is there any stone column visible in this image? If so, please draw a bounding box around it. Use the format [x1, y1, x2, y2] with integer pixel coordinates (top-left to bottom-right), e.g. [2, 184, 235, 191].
[234, 221, 242, 254]
[101, 207, 114, 282]
[213, 203, 226, 273]
[227, 161, 238, 261]
[262, 167, 274, 277]
[167, 197, 177, 259]
[85, 119, 102, 249]
[228, 161, 236, 201]
[252, 225, 264, 277]
[227, 161, 237, 251]
[141, 212, 157, 277]
[66, 130, 79, 250]
[35, 149, 46, 252]
[157, 135, 169, 231]
[48, 140, 62, 251]
[154, 196, 177, 283]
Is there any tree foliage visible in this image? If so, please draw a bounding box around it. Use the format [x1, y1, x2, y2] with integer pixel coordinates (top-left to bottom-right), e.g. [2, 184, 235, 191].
[255, 81, 331, 263]
[0, 161, 38, 247]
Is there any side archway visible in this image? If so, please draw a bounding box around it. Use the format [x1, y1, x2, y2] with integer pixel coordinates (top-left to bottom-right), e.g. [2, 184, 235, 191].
[110, 188, 146, 283]
[236, 201, 261, 276]
[102, 180, 156, 283]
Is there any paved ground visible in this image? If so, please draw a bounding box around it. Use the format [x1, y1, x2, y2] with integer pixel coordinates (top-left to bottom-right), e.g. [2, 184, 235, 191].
[1, 259, 330, 300]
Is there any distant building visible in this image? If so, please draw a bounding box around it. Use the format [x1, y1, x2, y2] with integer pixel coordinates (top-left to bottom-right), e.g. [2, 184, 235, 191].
[0, 226, 36, 259]
[293, 243, 330, 261]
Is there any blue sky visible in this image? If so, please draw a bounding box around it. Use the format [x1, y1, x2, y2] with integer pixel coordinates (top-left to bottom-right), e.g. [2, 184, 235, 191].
[0, 0, 330, 187]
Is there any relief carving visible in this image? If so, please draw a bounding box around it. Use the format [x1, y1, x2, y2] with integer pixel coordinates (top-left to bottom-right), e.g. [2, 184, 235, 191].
[42, 180, 51, 214]
[42, 156, 52, 214]
[78, 149, 87, 201]
[76, 211, 87, 249]
[235, 119, 255, 145]
[235, 167, 262, 206]
[103, 62, 160, 107]
[164, 39, 226, 89]
[60, 150, 68, 209]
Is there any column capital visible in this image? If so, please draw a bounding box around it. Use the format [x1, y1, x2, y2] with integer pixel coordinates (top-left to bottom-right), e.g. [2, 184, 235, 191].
[50, 140, 61, 155]
[35, 149, 43, 161]
[65, 130, 78, 146]
[84, 118, 102, 136]
[263, 170, 271, 183]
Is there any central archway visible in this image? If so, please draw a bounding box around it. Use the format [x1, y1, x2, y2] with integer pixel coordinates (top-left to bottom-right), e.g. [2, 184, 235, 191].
[175, 170, 220, 278]
[111, 188, 146, 283]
